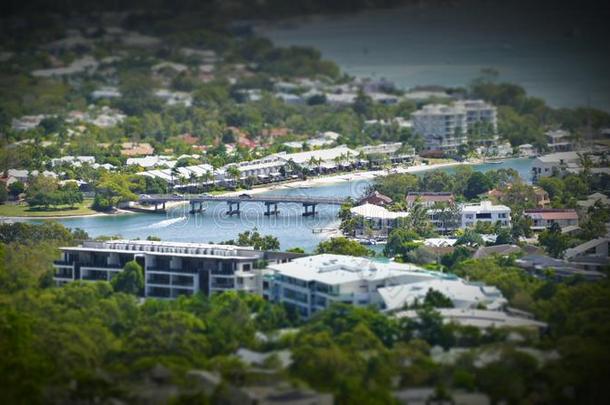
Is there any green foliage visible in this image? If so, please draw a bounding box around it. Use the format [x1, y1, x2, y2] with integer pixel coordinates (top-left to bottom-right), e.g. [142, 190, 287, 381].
[222, 229, 280, 251]
[111, 261, 144, 295]
[384, 228, 420, 257]
[538, 223, 570, 258]
[315, 237, 373, 257]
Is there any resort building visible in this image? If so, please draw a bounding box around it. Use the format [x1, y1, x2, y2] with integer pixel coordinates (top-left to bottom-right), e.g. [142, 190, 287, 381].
[224, 155, 288, 183]
[411, 104, 467, 151]
[53, 240, 298, 299]
[356, 142, 414, 165]
[277, 145, 359, 173]
[349, 203, 409, 239]
[524, 209, 579, 231]
[545, 129, 573, 152]
[263, 254, 444, 319]
[461, 201, 511, 228]
[411, 100, 497, 151]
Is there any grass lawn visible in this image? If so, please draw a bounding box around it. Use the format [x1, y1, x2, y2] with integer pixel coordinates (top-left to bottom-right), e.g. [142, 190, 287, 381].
[0, 199, 98, 217]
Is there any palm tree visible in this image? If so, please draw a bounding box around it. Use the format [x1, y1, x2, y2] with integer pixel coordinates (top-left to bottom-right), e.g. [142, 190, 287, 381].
[226, 166, 241, 186]
[170, 166, 180, 189]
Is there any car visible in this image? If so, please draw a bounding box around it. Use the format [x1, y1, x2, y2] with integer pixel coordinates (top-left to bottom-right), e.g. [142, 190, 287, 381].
[239, 193, 253, 199]
[141, 194, 151, 199]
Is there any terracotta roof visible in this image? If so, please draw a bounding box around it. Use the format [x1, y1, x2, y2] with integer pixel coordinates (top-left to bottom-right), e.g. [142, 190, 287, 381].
[406, 192, 455, 203]
[120, 142, 154, 156]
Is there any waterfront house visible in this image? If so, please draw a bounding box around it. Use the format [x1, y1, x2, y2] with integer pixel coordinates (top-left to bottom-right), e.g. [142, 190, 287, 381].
[53, 240, 299, 299]
[524, 208, 579, 230]
[515, 254, 606, 282]
[357, 191, 393, 206]
[349, 203, 409, 238]
[531, 151, 580, 180]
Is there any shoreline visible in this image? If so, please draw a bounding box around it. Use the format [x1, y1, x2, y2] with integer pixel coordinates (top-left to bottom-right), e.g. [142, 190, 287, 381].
[0, 158, 490, 221]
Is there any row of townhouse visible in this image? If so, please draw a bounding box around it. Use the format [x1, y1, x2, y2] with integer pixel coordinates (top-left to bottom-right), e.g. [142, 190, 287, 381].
[53, 240, 299, 299]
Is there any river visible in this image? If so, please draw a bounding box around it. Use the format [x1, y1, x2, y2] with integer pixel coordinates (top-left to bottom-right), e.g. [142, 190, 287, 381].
[256, 0, 610, 111]
[45, 158, 533, 252]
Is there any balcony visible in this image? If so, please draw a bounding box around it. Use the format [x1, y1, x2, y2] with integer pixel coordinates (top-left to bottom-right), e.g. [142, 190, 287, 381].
[54, 260, 73, 266]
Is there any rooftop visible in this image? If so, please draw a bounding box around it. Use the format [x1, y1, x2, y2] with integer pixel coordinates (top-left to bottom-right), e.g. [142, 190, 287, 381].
[350, 203, 409, 220]
[267, 254, 433, 285]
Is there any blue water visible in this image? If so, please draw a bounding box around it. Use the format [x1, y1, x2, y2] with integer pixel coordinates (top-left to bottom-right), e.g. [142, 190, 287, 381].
[44, 158, 533, 252]
[256, 0, 610, 111]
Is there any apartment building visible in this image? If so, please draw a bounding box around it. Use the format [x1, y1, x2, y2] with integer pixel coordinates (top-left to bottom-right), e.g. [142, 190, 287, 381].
[411, 100, 497, 151]
[406, 192, 455, 208]
[461, 201, 511, 228]
[53, 240, 297, 299]
[349, 203, 409, 239]
[531, 151, 581, 180]
[263, 254, 441, 318]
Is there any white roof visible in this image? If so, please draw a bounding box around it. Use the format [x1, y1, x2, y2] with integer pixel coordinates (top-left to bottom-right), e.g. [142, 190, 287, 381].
[350, 203, 409, 220]
[268, 254, 431, 286]
[461, 201, 510, 214]
[394, 308, 547, 330]
[379, 278, 506, 312]
[278, 145, 358, 165]
[536, 151, 580, 164]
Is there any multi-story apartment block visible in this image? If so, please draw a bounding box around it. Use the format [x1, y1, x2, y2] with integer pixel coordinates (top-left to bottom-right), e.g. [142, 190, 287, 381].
[53, 240, 298, 299]
[461, 201, 511, 228]
[411, 100, 497, 151]
[263, 254, 441, 318]
[545, 129, 573, 152]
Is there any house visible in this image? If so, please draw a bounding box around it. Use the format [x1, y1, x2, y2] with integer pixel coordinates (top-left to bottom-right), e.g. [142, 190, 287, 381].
[121, 142, 155, 157]
[31, 56, 99, 77]
[357, 191, 393, 206]
[277, 145, 358, 173]
[577, 192, 610, 210]
[357, 142, 414, 165]
[515, 254, 606, 281]
[379, 278, 507, 312]
[91, 86, 121, 99]
[139, 163, 215, 186]
[531, 151, 581, 180]
[53, 240, 299, 298]
[461, 201, 511, 228]
[564, 238, 610, 272]
[524, 209, 579, 230]
[406, 192, 455, 208]
[473, 244, 523, 259]
[349, 203, 409, 238]
[546, 129, 573, 152]
[51, 156, 96, 167]
[485, 186, 550, 208]
[518, 143, 537, 157]
[11, 115, 48, 131]
[263, 254, 443, 319]
[394, 308, 547, 332]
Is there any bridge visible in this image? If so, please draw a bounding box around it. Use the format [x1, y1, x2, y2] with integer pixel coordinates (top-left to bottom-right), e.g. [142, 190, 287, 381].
[138, 194, 349, 216]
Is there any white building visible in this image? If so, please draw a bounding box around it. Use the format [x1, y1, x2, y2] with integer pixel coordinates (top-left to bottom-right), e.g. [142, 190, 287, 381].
[139, 163, 215, 185]
[411, 100, 497, 151]
[531, 152, 581, 180]
[546, 129, 573, 152]
[11, 115, 48, 131]
[51, 156, 96, 167]
[461, 201, 511, 228]
[53, 240, 297, 299]
[224, 155, 287, 182]
[277, 145, 358, 172]
[91, 86, 121, 99]
[32, 56, 99, 78]
[349, 203, 409, 238]
[263, 254, 441, 318]
[127, 155, 176, 169]
[378, 278, 507, 312]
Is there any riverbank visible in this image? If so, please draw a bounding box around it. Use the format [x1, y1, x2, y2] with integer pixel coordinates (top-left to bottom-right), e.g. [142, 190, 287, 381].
[217, 160, 470, 197]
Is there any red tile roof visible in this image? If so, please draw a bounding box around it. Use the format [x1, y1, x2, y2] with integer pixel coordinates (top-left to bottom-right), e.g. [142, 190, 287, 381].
[524, 209, 578, 220]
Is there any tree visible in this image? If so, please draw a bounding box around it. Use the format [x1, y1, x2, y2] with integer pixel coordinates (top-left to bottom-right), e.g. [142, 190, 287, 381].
[384, 228, 420, 257]
[464, 172, 493, 199]
[0, 185, 7, 203]
[455, 229, 485, 247]
[8, 181, 25, 198]
[111, 261, 144, 295]
[315, 237, 372, 257]
[538, 223, 570, 258]
[222, 229, 280, 251]
[286, 247, 305, 254]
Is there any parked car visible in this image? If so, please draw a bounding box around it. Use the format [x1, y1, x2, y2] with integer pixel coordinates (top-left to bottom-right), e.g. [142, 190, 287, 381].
[239, 193, 253, 199]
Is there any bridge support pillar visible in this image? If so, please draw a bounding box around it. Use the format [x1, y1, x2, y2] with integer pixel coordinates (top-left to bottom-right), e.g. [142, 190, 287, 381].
[226, 201, 240, 216]
[302, 203, 317, 217]
[162, 202, 166, 210]
[264, 202, 279, 216]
